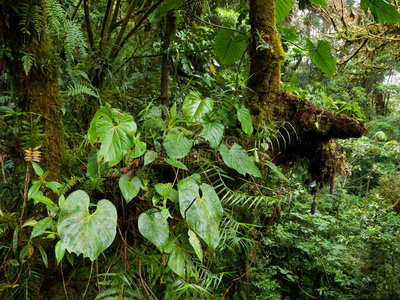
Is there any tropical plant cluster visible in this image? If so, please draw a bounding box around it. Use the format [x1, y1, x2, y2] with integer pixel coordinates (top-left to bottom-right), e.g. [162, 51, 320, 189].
[1, 0, 400, 299]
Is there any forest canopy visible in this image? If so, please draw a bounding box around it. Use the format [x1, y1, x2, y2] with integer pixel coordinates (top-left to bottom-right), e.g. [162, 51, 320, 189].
[1, 0, 400, 299]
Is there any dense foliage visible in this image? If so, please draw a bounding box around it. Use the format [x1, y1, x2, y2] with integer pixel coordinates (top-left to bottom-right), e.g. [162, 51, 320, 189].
[1, 0, 400, 299]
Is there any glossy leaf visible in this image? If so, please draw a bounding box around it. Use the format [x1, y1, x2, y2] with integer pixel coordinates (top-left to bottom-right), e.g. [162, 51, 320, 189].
[31, 217, 53, 238]
[188, 229, 203, 263]
[119, 175, 141, 203]
[215, 29, 247, 64]
[155, 183, 179, 203]
[31, 161, 44, 177]
[182, 91, 214, 124]
[144, 150, 158, 166]
[163, 128, 192, 159]
[310, 0, 327, 7]
[133, 140, 146, 158]
[275, 0, 295, 24]
[199, 121, 224, 148]
[57, 190, 117, 261]
[165, 242, 197, 279]
[138, 209, 169, 252]
[236, 103, 253, 135]
[219, 143, 262, 177]
[306, 39, 336, 77]
[178, 178, 223, 249]
[164, 158, 188, 170]
[55, 240, 66, 265]
[88, 107, 137, 166]
[360, 0, 400, 24]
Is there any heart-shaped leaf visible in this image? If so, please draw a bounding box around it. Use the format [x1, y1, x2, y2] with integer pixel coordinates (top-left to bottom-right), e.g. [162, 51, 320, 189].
[144, 150, 158, 166]
[361, 0, 400, 24]
[199, 121, 224, 148]
[138, 209, 169, 251]
[88, 107, 137, 166]
[219, 143, 261, 177]
[178, 178, 223, 249]
[275, 0, 295, 24]
[57, 190, 117, 261]
[215, 29, 247, 64]
[182, 91, 214, 124]
[155, 183, 179, 203]
[306, 39, 336, 77]
[165, 241, 198, 279]
[119, 175, 141, 203]
[163, 128, 192, 159]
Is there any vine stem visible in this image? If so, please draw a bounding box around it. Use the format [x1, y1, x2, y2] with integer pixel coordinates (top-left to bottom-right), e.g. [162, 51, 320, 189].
[19, 163, 30, 229]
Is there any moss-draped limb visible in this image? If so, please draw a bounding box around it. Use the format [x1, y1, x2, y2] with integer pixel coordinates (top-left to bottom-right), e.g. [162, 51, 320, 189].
[247, 0, 366, 185]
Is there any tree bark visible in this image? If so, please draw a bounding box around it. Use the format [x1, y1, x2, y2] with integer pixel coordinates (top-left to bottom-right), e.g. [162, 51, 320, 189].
[160, 10, 177, 106]
[0, 1, 64, 182]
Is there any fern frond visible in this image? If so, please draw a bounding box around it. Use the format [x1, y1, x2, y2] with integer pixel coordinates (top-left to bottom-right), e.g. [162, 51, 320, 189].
[60, 175, 85, 195]
[66, 83, 99, 98]
[43, 0, 66, 35]
[21, 52, 35, 76]
[64, 19, 87, 67]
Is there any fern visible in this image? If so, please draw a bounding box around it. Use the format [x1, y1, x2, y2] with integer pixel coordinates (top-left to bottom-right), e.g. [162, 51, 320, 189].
[21, 52, 34, 76]
[64, 19, 87, 68]
[66, 83, 99, 98]
[17, 3, 43, 37]
[60, 175, 85, 195]
[20, 116, 43, 149]
[43, 0, 66, 35]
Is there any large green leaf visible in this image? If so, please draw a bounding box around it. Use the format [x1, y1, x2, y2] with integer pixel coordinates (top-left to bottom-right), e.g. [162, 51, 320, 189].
[164, 158, 189, 170]
[310, 0, 327, 7]
[215, 29, 247, 64]
[88, 107, 137, 166]
[299, 0, 327, 9]
[57, 190, 117, 261]
[119, 175, 141, 203]
[275, 0, 295, 24]
[178, 178, 223, 249]
[148, 0, 182, 23]
[219, 143, 262, 177]
[31, 217, 53, 238]
[182, 91, 214, 124]
[165, 241, 197, 278]
[199, 121, 224, 148]
[236, 103, 253, 135]
[306, 39, 336, 77]
[138, 209, 169, 252]
[188, 229, 203, 263]
[144, 150, 158, 166]
[163, 128, 192, 159]
[360, 0, 400, 24]
[155, 183, 179, 203]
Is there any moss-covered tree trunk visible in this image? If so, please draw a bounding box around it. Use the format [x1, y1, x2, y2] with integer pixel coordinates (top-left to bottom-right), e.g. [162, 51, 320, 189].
[0, 1, 64, 182]
[247, 0, 366, 185]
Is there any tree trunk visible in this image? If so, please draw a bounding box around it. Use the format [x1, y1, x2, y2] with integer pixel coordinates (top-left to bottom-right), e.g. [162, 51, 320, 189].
[160, 10, 177, 106]
[0, 1, 64, 182]
[247, 0, 366, 185]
